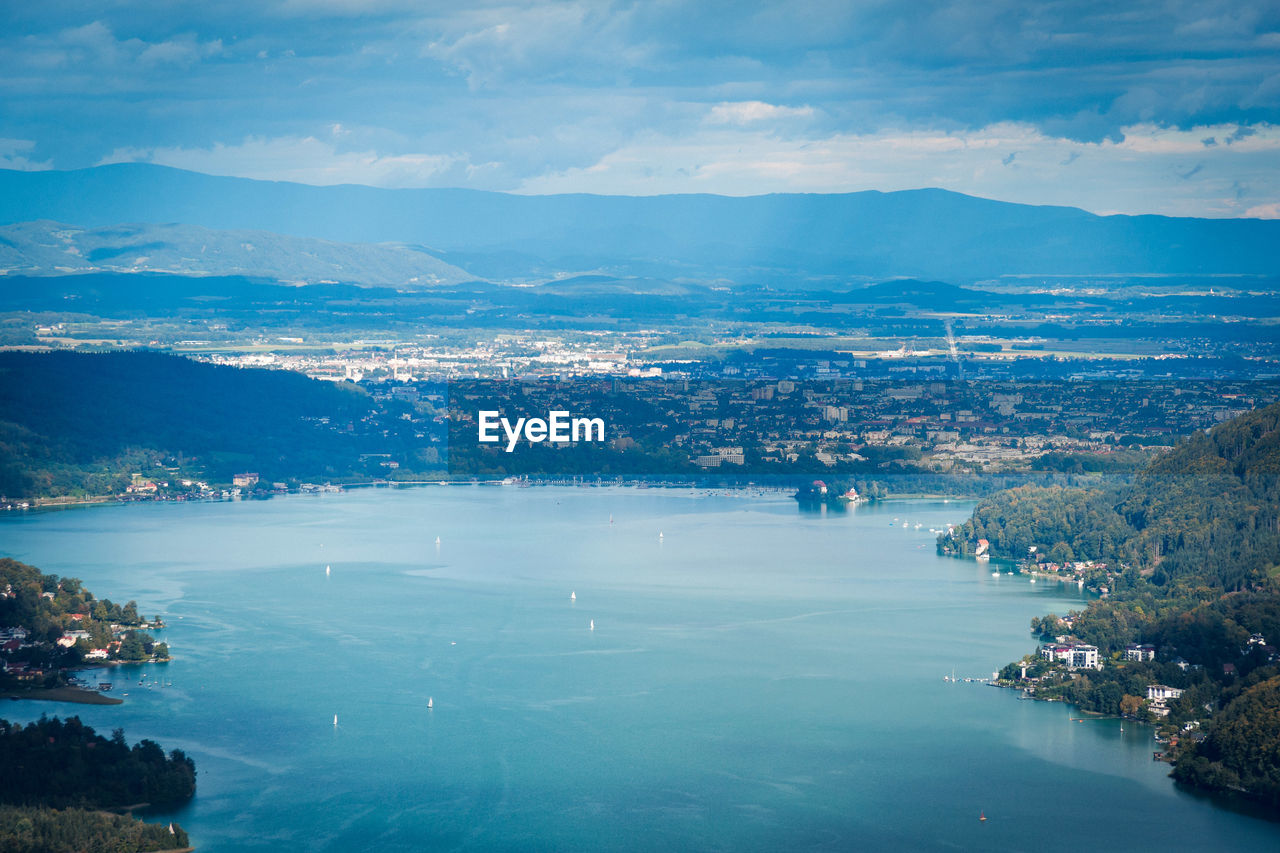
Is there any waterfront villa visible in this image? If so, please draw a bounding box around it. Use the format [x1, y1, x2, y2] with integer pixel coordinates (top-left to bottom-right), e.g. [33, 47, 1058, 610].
[1040, 643, 1101, 670]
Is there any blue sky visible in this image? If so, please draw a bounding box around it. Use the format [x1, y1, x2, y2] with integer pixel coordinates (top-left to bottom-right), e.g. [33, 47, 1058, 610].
[2, 1, 1278, 216]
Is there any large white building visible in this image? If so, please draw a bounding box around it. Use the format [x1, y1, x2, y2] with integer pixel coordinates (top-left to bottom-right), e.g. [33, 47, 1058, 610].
[1147, 684, 1183, 702]
[1124, 643, 1156, 661]
[1040, 643, 1100, 670]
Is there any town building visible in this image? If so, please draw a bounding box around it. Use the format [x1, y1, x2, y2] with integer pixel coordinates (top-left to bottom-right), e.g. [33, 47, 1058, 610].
[1124, 643, 1156, 661]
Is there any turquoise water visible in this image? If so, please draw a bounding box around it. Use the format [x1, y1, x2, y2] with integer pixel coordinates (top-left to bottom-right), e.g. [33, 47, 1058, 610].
[1, 486, 1276, 851]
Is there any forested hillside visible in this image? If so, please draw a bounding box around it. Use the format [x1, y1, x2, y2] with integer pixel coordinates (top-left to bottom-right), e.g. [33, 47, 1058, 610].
[947, 403, 1280, 593]
[945, 402, 1280, 807]
[0, 350, 442, 499]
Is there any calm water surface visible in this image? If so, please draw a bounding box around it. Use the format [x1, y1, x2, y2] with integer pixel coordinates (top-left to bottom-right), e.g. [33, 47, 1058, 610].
[1, 486, 1276, 851]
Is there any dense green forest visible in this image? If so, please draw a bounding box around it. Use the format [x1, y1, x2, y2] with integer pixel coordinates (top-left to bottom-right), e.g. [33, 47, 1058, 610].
[946, 402, 1280, 807]
[0, 805, 188, 853]
[0, 350, 443, 499]
[0, 716, 195, 809]
[948, 402, 1280, 592]
[0, 716, 193, 852]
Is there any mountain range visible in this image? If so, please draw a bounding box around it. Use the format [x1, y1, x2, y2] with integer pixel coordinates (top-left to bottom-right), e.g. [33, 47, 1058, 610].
[0, 220, 472, 287]
[1, 164, 1278, 286]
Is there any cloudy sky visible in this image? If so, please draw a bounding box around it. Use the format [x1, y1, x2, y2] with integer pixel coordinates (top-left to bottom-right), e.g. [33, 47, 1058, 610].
[2, 1, 1278, 216]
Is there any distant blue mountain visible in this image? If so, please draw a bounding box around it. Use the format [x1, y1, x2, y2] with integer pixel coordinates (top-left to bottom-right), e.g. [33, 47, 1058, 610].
[1, 164, 1276, 283]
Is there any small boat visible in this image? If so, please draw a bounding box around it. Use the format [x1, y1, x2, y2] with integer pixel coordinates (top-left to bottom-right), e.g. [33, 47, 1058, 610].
[570, 591, 576, 601]
[992, 571, 999, 577]
[427, 697, 433, 709]
[1029, 578, 1036, 584]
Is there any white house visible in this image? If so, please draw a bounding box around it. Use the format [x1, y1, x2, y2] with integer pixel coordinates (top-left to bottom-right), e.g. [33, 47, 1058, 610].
[1124, 643, 1156, 662]
[1147, 684, 1183, 702]
[1040, 643, 1100, 670]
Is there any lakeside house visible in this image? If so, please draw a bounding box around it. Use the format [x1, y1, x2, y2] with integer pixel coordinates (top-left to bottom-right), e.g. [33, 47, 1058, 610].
[1146, 684, 1184, 717]
[1040, 642, 1101, 670]
[1147, 684, 1184, 701]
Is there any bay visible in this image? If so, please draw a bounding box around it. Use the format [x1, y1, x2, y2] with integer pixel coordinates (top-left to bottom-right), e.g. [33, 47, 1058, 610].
[1, 486, 1275, 851]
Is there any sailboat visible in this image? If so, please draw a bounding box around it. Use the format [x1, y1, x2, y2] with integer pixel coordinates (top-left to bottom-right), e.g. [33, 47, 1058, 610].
[570, 591, 576, 601]
[658, 531, 664, 540]
[589, 619, 595, 631]
[325, 565, 330, 576]
[427, 697, 433, 709]
[979, 811, 987, 822]
[333, 714, 338, 727]
[435, 536, 441, 545]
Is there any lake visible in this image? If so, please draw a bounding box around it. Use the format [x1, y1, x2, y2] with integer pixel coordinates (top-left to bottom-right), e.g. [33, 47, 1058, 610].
[1, 486, 1276, 851]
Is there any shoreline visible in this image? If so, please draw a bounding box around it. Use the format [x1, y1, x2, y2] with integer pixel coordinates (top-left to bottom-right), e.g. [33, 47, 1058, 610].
[7, 480, 989, 513]
[2, 686, 124, 705]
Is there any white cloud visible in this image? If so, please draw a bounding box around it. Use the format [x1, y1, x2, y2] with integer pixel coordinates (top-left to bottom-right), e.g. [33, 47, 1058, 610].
[706, 101, 815, 125]
[138, 35, 224, 67]
[421, 2, 648, 88]
[97, 136, 466, 187]
[1244, 202, 1280, 219]
[0, 138, 53, 171]
[516, 121, 1280, 218]
[1, 21, 223, 83]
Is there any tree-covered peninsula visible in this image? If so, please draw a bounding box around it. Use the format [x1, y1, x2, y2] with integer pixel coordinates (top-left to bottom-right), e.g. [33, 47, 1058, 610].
[940, 402, 1280, 809]
[2, 557, 168, 699]
[0, 715, 194, 852]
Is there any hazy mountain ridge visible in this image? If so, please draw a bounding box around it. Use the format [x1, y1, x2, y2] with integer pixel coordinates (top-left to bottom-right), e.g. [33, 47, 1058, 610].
[2, 164, 1278, 285]
[0, 219, 475, 288]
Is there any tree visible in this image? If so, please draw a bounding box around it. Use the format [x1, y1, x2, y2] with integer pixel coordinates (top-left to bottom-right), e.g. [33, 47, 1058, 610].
[1048, 541, 1075, 563]
[115, 633, 146, 661]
